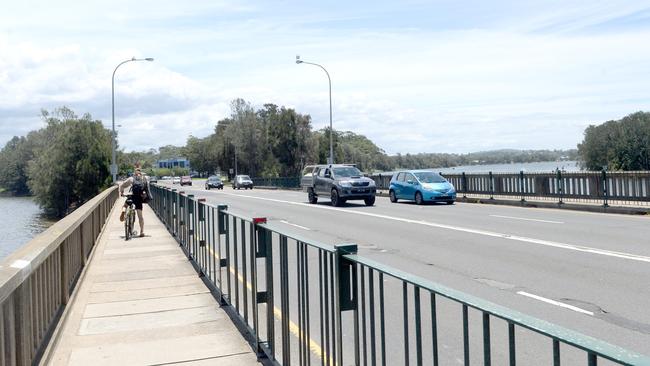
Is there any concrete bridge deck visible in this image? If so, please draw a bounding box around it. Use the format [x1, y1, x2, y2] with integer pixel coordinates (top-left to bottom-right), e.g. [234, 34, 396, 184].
[44, 201, 260, 365]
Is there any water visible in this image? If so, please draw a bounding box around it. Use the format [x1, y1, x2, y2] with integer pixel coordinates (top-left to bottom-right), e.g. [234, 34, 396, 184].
[0, 196, 54, 260]
[435, 160, 581, 174]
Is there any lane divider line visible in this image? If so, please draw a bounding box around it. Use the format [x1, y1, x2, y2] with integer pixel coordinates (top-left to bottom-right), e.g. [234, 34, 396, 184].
[489, 214, 564, 224]
[218, 192, 650, 264]
[517, 291, 594, 316]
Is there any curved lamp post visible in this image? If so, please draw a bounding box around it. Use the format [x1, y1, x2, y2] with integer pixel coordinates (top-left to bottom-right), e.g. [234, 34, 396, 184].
[111, 57, 154, 183]
[296, 55, 334, 165]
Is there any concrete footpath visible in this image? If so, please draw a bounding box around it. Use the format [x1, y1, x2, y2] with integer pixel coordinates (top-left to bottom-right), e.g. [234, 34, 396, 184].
[44, 201, 260, 365]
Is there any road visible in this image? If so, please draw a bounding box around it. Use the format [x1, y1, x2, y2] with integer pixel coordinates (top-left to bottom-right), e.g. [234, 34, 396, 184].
[159, 181, 650, 363]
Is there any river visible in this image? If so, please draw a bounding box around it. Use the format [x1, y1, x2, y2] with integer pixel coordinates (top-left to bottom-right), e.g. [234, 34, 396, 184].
[435, 160, 580, 174]
[0, 196, 54, 261]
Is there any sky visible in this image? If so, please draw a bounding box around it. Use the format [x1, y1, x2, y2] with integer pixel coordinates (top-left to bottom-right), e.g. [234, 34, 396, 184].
[1, 0, 649, 154]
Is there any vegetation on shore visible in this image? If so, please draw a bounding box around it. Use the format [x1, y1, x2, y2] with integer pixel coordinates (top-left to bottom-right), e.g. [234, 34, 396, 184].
[3, 101, 645, 217]
[0, 107, 112, 217]
[577, 111, 650, 171]
[121, 99, 578, 177]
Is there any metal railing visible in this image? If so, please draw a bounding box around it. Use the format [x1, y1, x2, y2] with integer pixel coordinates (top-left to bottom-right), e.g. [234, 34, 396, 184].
[252, 177, 301, 189]
[149, 184, 650, 366]
[370, 171, 650, 206]
[0, 186, 118, 366]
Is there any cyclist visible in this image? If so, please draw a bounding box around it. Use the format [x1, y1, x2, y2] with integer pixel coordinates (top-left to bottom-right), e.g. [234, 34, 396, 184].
[119, 168, 151, 237]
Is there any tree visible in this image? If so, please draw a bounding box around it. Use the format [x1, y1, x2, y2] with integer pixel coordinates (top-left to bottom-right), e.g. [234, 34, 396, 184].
[577, 112, 650, 170]
[0, 136, 34, 195]
[27, 107, 112, 217]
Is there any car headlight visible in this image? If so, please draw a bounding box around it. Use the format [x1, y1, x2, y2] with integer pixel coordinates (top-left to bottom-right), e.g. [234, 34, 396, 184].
[367, 180, 376, 187]
[340, 181, 352, 187]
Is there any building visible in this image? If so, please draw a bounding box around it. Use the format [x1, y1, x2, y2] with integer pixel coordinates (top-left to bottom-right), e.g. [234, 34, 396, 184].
[157, 157, 190, 170]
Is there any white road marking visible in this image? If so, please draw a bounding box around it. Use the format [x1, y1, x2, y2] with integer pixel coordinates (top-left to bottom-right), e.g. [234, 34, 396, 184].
[280, 220, 311, 231]
[517, 291, 594, 316]
[489, 215, 564, 224]
[219, 191, 650, 263]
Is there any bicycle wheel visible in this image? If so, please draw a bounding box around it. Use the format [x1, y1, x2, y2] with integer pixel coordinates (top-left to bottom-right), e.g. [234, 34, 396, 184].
[125, 211, 131, 240]
[129, 211, 136, 237]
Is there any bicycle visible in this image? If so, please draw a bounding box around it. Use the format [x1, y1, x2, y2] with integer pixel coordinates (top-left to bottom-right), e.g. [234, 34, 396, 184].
[123, 194, 137, 240]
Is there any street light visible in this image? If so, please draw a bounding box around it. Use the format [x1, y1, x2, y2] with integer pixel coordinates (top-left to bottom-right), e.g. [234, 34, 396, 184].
[296, 55, 334, 165]
[111, 57, 154, 183]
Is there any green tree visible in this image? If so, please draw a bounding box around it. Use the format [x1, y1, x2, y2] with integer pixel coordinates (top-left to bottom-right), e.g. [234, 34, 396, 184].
[28, 107, 112, 217]
[578, 112, 650, 170]
[0, 136, 34, 195]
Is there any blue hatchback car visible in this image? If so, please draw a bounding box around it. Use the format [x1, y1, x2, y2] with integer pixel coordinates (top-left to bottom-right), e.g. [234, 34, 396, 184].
[389, 170, 456, 205]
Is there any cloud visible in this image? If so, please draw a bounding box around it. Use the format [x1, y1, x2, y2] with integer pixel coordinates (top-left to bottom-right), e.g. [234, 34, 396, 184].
[1, 1, 649, 155]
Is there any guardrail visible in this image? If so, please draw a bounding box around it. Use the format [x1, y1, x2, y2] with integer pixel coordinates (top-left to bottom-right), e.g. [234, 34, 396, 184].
[252, 177, 301, 189]
[0, 186, 118, 365]
[370, 171, 650, 206]
[149, 183, 650, 366]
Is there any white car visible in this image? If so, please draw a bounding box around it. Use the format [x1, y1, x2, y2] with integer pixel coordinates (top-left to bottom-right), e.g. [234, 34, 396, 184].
[172, 176, 181, 184]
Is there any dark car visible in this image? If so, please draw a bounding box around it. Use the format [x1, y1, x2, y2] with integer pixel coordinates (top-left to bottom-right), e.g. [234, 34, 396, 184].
[180, 175, 192, 186]
[232, 175, 253, 189]
[301, 164, 376, 206]
[205, 175, 223, 190]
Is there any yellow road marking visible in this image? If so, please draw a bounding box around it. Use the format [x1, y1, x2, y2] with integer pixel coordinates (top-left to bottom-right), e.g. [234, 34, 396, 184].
[203, 245, 334, 364]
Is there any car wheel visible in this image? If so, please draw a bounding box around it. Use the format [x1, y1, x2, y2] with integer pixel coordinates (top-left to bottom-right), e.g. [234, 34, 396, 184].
[389, 190, 398, 203]
[446, 201, 455, 205]
[415, 191, 424, 205]
[308, 190, 318, 204]
[206, 186, 209, 190]
[364, 196, 376, 206]
[331, 189, 342, 207]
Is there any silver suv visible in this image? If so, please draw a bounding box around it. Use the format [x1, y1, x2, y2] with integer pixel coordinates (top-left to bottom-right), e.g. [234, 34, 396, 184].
[301, 164, 376, 206]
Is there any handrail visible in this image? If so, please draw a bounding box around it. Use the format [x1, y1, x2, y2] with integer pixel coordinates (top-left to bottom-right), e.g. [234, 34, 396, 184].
[148, 183, 650, 365]
[0, 185, 118, 365]
[344, 254, 650, 365]
[0, 185, 117, 302]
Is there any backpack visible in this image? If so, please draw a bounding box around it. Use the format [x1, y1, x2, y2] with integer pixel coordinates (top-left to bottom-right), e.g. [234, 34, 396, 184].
[132, 177, 146, 199]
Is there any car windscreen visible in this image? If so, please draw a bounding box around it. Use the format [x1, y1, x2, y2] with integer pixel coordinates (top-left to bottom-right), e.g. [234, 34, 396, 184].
[414, 172, 447, 183]
[332, 167, 362, 178]
[240, 175, 251, 180]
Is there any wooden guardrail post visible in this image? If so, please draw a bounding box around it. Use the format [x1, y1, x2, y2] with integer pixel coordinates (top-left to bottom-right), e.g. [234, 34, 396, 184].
[14, 281, 33, 366]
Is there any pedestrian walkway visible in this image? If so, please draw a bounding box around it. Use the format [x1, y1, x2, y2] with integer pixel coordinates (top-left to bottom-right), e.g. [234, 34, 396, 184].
[44, 201, 260, 365]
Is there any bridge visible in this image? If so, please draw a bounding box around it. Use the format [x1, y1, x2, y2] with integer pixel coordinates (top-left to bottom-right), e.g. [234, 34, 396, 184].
[1, 180, 649, 365]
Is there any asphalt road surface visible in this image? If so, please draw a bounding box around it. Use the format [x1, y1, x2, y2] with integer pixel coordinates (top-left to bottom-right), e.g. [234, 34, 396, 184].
[158, 181, 650, 364]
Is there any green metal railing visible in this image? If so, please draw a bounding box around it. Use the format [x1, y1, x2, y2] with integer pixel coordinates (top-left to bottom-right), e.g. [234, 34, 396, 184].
[371, 171, 650, 206]
[252, 177, 301, 189]
[149, 184, 650, 365]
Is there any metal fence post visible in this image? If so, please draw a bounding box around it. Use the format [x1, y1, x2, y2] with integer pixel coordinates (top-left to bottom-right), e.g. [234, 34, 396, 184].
[489, 171, 494, 200]
[335, 243, 358, 366]
[187, 195, 195, 259]
[216, 205, 228, 305]
[557, 170, 563, 204]
[462, 172, 467, 198]
[602, 170, 609, 207]
[519, 171, 525, 202]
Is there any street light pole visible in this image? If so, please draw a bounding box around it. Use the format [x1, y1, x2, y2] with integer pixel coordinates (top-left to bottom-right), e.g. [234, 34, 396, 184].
[111, 57, 154, 183]
[296, 55, 334, 165]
